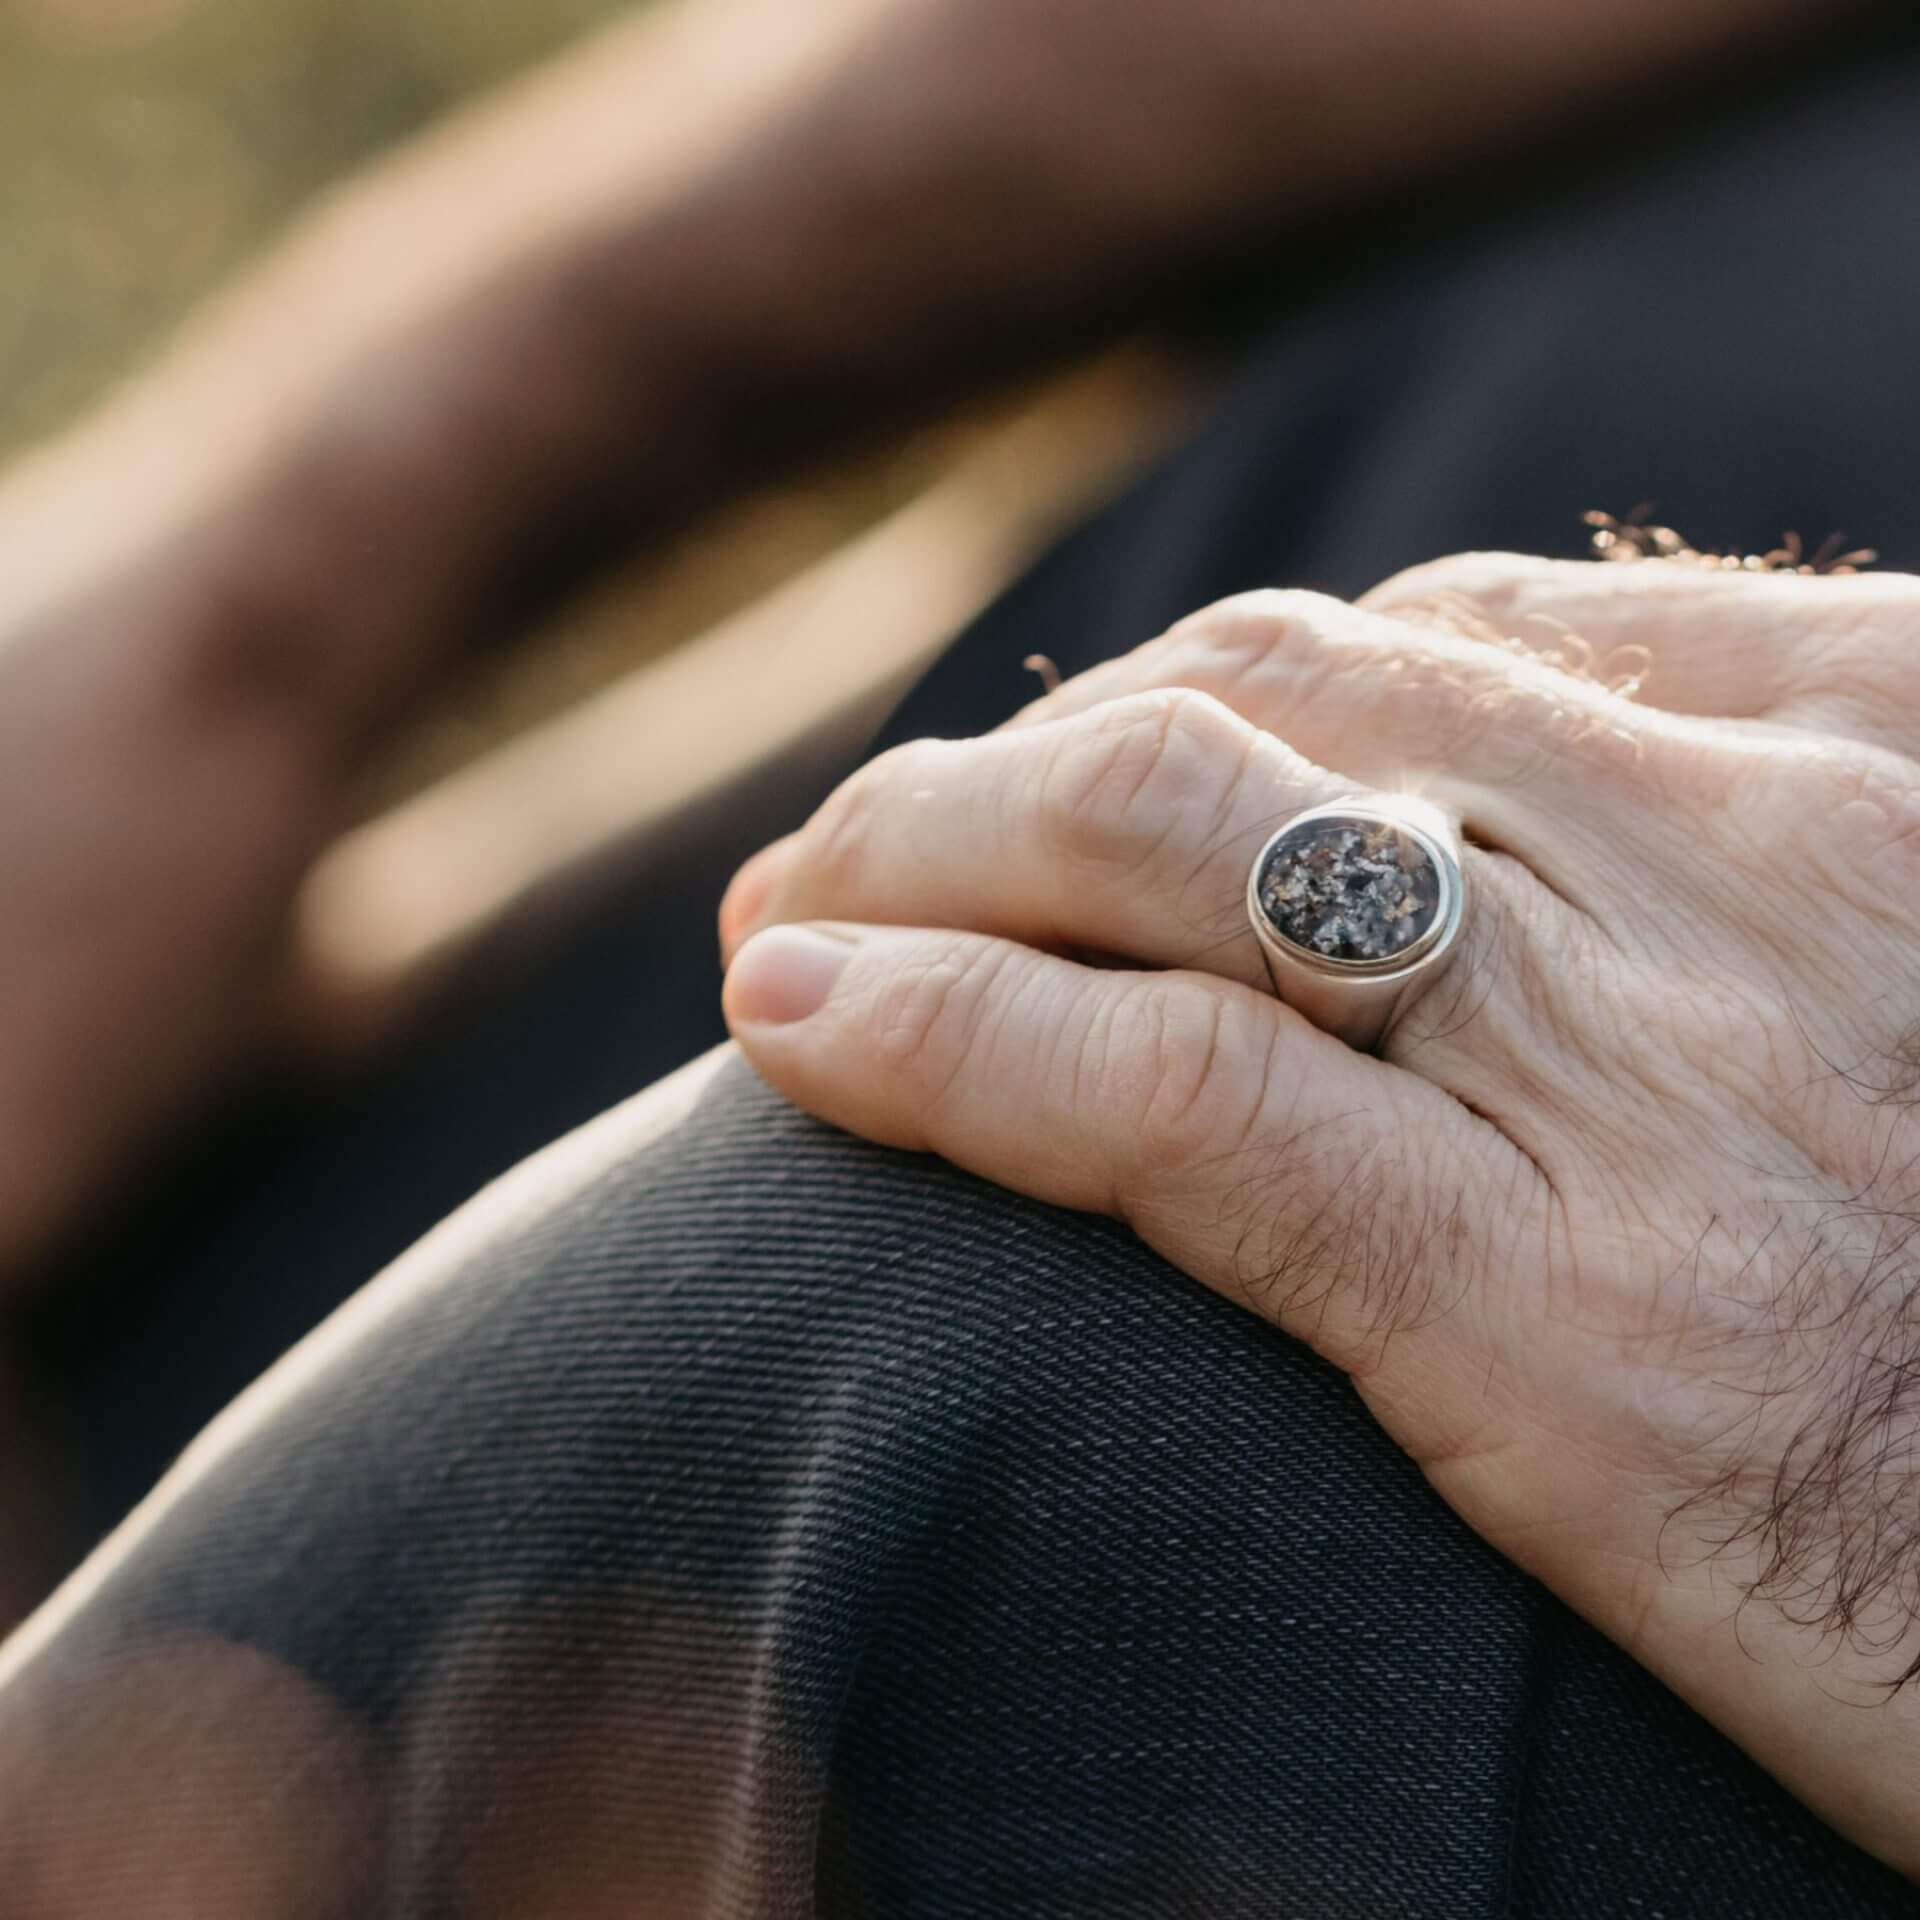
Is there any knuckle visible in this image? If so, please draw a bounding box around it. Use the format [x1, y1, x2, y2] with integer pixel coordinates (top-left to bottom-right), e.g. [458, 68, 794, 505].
[1172, 587, 1511, 748]
[1359, 551, 1547, 616]
[802, 740, 921, 888]
[1162, 588, 1352, 701]
[869, 937, 1013, 1102]
[1038, 688, 1249, 873]
[1116, 981, 1274, 1174]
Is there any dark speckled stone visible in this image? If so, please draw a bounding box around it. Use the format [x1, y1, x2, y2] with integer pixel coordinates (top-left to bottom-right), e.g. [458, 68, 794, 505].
[1255, 816, 1439, 963]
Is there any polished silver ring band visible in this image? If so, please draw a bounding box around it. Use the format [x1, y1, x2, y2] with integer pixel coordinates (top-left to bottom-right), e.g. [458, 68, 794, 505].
[1244, 796, 1466, 1052]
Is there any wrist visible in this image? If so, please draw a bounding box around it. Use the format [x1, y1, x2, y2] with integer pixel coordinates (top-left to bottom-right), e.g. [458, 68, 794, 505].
[1635, 1559, 1920, 1878]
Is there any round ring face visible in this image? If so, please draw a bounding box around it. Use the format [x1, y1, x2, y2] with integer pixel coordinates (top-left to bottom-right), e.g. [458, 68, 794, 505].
[1251, 811, 1445, 968]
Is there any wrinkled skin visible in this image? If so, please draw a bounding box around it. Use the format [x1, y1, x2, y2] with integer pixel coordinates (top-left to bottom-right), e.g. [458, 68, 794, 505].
[721, 554, 1920, 1874]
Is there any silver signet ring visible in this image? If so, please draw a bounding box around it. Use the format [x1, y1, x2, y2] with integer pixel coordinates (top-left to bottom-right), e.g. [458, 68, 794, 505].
[1245, 797, 1466, 1052]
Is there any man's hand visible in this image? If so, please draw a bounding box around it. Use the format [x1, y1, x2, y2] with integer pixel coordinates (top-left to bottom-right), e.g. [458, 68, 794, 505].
[721, 555, 1920, 1873]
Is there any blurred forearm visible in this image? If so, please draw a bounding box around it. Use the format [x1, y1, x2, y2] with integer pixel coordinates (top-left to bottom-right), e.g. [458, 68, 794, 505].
[0, 0, 1871, 781]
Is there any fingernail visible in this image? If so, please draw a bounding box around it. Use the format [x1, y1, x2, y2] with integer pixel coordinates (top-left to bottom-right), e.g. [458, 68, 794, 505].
[718, 837, 796, 965]
[725, 924, 857, 1026]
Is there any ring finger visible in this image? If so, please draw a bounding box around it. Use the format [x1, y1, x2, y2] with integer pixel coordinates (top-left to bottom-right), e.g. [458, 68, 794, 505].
[720, 684, 1548, 1019]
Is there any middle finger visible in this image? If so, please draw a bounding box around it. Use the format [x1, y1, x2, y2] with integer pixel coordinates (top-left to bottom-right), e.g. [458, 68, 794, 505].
[999, 589, 1667, 879]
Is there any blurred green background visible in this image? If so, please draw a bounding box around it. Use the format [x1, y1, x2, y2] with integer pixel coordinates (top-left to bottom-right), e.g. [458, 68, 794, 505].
[0, 0, 625, 455]
[0, 0, 982, 783]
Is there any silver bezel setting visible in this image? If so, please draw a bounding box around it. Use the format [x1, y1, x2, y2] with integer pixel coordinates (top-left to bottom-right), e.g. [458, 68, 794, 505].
[1244, 797, 1466, 1048]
